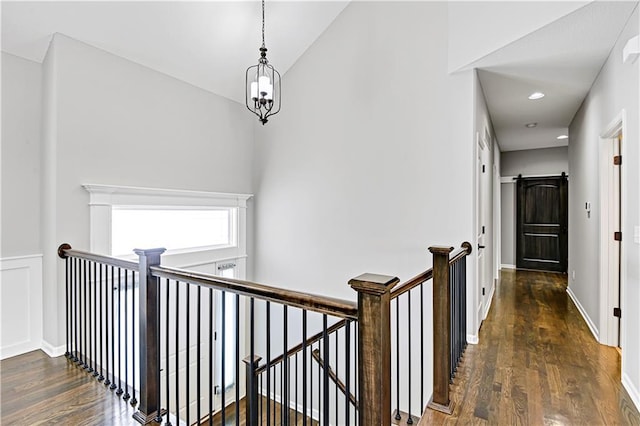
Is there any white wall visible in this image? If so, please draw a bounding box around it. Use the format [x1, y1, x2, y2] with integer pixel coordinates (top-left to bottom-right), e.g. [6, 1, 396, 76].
[1, 53, 42, 257]
[252, 2, 476, 413]
[501, 146, 568, 177]
[39, 34, 255, 352]
[474, 70, 499, 324]
[568, 6, 640, 409]
[1, 53, 44, 359]
[499, 147, 569, 266]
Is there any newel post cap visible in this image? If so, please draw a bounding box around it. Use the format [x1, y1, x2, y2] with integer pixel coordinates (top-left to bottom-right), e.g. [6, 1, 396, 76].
[428, 246, 454, 255]
[349, 273, 399, 296]
[133, 248, 167, 257]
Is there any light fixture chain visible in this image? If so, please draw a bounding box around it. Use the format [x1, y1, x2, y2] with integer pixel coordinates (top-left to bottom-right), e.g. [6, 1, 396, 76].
[261, 0, 266, 48]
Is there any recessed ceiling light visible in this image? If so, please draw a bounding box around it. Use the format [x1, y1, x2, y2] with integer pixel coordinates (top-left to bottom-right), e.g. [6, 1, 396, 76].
[557, 135, 568, 140]
[525, 122, 538, 128]
[528, 92, 545, 100]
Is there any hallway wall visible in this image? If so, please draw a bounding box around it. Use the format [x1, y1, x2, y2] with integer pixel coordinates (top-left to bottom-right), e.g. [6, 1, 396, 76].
[568, 5, 640, 408]
[252, 2, 475, 413]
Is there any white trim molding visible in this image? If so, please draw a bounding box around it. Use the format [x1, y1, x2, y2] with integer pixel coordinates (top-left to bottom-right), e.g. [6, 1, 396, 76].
[41, 340, 66, 358]
[0, 254, 43, 360]
[623, 373, 640, 413]
[83, 184, 253, 259]
[566, 286, 599, 341]
[501, 264, 516, 270]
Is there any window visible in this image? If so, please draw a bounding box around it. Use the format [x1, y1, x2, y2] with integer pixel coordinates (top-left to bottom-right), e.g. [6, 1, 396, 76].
[111, 207, 236, 256]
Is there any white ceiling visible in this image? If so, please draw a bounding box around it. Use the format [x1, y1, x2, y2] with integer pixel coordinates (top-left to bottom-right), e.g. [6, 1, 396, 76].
[468, 1, 638, 152]
[2, 1, 638, 152]
[1, 1, 349, 104]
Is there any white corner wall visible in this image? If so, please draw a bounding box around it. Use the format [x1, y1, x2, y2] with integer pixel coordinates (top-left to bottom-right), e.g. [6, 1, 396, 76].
[252, 2, 475, 413]
[40, 34, 255, 351]
[568, 6, 640, 409]
[1, 53, 44, 358]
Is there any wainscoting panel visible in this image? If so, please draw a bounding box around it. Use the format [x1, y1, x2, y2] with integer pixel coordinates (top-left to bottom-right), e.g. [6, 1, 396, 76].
[0, 255, 43, 360]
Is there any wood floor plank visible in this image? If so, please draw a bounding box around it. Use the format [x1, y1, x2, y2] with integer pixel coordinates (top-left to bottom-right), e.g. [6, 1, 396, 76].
[419, 269, 640, 425]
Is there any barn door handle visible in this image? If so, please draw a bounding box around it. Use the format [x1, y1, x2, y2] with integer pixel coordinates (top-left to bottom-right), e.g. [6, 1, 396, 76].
[478, 244, 486, 250]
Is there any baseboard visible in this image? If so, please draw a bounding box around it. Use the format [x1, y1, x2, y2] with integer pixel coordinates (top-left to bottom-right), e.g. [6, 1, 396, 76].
[0, 341, 41, 360]
[566, 287, 599, 341]
[467, 334, 479, 344]
[623, 372, 640, 413]
[41, 340, 66, 358]
[482, 284, 495, 320]
[500, 264, 516, 270]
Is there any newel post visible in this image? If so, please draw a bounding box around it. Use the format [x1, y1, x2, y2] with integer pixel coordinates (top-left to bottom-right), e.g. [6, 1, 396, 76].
[428, 245, 454, 414]
[349, 273, 399, 425]
[243, 355, 262, 425]
[133, 248, 166, 424]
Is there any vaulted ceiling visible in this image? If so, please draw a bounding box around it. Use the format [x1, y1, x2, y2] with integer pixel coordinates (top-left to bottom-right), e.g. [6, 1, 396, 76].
[2, 1, 638, 152]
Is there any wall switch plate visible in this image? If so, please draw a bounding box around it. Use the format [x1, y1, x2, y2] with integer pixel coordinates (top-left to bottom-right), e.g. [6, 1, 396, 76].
[572, 270, 576, 280]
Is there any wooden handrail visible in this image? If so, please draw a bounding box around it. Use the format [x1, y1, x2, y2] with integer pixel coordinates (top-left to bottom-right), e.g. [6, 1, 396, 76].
[311, 348, 358, 409]
[255, 318, 349, 374]
[58, 244, 139, 271]
[449, 241, 473, 265]
[150, 265, 358, 320]
[389, 242, 471, 299]
[390, 269, 433, 299]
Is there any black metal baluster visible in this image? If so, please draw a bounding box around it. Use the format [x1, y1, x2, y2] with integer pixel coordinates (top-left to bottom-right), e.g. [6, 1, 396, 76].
[74, 257, 80, 363]
[197, 286, 201, 424]
[166, 279, 172, 426]
[83, 259, 88, 368]
[123, 270, 130, 400]
[407, 291, 413, 424]
[317, 341, 321, 425]
[335, 328, 338, 426]
[273, 365, 277, 425]
[295, 352, 299, 426]
[92, 262, 98, 376]
[235, 294, 240, 425]
[209, 288, 213, 425]
[116, 268, 123, 396]
[420, 283, 424, 409]
[131, 270, 137, 406]
[266, 301, 271, 424]
[221, 290, 226, 424]
[155, 274, 162, 425]
[302, 310, 307, 426]
[322, 315, 329, 426]
[98, 263, 105, 382]
[186, 283, 191, 426]
[283, 306, 288, 426]
[65, 257, 70, 358]
[395, 297, 401, 421]
[104, 264, 111, 387]
[175, 281, 181, 425]
[87, 261, 93, 373]
[249, 297, 256, 425]
[69, 257, 75, 361]
[110, 266, 116, 390]
[345, 321, 351, 426]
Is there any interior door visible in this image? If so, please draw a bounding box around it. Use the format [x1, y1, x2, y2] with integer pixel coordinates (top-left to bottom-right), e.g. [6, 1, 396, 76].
[516, 175, 568, 272]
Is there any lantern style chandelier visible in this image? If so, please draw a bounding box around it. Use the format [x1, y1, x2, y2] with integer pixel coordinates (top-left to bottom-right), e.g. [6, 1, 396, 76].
[245, 0, 281, 125]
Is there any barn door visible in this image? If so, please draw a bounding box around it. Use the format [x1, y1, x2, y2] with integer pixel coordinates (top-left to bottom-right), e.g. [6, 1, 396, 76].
[516, 175, 568, 272]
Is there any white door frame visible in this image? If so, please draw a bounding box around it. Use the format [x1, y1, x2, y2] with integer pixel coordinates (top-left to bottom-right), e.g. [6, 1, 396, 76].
[599, 110, 627, 348]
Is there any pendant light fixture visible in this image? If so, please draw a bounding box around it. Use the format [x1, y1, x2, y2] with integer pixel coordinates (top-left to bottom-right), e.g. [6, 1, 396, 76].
[246, 0, 281, 125]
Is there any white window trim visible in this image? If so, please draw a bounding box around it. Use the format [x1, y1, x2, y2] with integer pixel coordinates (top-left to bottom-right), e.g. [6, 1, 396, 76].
[83, 184, 252, 265]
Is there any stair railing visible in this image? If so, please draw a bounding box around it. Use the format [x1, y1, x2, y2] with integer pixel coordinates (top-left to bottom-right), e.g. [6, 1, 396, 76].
[58, 241, 471, 425]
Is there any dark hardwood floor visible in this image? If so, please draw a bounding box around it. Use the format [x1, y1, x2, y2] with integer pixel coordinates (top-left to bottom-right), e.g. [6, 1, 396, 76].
[0, 351, 318, 425]
[3, 269, 639, 425]
[420, 269, 640, 425]
[1, 350, 137, 425]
